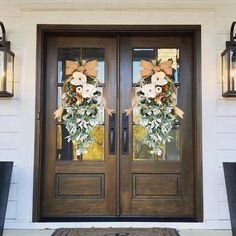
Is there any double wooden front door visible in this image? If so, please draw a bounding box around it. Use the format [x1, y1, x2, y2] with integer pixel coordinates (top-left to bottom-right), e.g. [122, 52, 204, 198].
[41, 33, 196, 220]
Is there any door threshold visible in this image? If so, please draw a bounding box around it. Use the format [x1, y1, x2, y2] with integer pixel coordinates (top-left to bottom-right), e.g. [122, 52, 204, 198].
[40, 216, 197, 222]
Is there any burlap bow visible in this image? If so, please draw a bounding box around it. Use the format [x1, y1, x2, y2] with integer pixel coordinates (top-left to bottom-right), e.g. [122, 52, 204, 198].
[65, 60, 98, 78]
[140, 59, 173, 79]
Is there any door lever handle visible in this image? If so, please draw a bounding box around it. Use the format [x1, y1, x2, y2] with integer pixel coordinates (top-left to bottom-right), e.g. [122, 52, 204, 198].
[109, 113, 116, 154]
[122, 112, 129, 154]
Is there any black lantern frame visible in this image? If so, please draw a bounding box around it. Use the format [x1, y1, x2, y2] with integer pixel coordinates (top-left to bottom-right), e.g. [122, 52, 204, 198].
[0, 22, 15, 97]
[221, 22, 236, 97]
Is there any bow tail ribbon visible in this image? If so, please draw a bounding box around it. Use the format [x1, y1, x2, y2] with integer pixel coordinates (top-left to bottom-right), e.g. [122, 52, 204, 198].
[54, 75, 73, 120]
[124, 87, 138, 116]
[101, 97, 114, 116]
[172, 89, 184, 119]
[163, 75, 184, 119]
[174, 106, 184, 119]
[54, 106, 64, 120]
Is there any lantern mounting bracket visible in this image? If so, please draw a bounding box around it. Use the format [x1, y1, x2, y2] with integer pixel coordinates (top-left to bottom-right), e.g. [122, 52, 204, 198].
[0, 22, 10, 50]
[226, 21, 236, 48]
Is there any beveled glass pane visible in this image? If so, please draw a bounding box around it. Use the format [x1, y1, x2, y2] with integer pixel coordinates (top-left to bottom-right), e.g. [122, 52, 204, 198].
[230, 49, 236, 91]
[157, 48, 179, 83]
[56, 124, 74, 161]
[133, 124, 152, 160]
[175, 86, 179, 105]
[222, 52, 229, 94]
[57, 48, 81, 83]
[0, 51, 4, 91]
[57, 87, 62, 108]
[132, 48, 155, 83]
[159, 128, 180, 161]
[82, 126, 105, 161]
[6, 53, 14, 95]
[133, 126, 180, 161]
[82, 48, 105, 84]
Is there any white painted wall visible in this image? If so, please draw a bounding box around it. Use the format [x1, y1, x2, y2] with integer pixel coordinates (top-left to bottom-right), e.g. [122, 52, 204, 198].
[0, 0, 235, 230]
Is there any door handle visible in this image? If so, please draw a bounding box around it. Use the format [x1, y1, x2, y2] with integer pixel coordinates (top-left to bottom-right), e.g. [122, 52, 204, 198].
[122, 112, 129, 154]
[109, 113, 116, 154]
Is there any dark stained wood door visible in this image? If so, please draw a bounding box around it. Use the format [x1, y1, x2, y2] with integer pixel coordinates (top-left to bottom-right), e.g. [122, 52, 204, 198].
[42, 36, 117, 218]
[41, 34, 197, 219]
[119, 36, 195, 217]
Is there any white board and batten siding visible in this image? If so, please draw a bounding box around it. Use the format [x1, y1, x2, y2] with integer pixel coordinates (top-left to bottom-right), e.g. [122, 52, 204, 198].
[0, 0, 235, 230]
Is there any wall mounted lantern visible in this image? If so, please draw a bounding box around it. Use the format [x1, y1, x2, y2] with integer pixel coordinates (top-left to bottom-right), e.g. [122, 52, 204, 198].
[222, 21, 236, 97]
[0, 22, 15, 97]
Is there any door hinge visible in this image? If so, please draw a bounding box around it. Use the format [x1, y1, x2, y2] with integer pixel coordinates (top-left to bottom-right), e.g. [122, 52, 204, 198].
[36, 112, 40, 120]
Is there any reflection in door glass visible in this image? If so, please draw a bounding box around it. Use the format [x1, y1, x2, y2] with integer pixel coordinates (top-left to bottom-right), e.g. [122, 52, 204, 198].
[56, 48, 105, 161]
[132, 48, 180, 161]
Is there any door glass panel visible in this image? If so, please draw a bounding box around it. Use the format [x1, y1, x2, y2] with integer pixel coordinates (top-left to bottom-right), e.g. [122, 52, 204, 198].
[57, 87, 62, 108]
[132, 48, 180, 161]
[157, 48, 180, 83]
[56, 48, 105, 161]
[82, 48, 105, 84]
[56, 124, 74, 161]
[133, 125, 180, 161]
[57, 48, 81, 83]
[132, 48, 155, 83]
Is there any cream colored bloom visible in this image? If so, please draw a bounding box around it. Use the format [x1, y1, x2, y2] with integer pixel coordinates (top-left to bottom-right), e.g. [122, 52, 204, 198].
[141, 84, 156, 98]
[151, 71, 167, 86]
[82, 84, 97, 98]
[155, 86, 162, 94]
[70, 71, 87, 85]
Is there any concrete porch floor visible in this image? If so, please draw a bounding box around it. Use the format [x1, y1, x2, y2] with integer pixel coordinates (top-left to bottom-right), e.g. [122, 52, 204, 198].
[2, 230, 232, 236]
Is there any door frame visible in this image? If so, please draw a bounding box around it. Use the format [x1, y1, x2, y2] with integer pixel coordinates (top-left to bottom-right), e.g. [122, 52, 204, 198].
[33, 24, 202, 222]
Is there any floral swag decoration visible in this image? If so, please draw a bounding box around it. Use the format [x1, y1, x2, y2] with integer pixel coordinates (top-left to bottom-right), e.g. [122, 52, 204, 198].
[125, 59, 184, 156]
[54, 59, 112, 155]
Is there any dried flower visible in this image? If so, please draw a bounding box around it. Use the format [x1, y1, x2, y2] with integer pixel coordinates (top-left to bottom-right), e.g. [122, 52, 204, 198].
[151, 71, 167, 86]
[71, 71, 87, 85]
[141, 84, 156, 98]
[82, 84, 97, 98]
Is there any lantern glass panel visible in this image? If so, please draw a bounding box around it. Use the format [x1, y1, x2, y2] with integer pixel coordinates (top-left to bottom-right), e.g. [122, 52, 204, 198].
[6, 52, 14, 95]
[230, 49, 236, 92]
[0, 51, 4, 91]
[222, 51, 229, 95]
